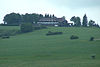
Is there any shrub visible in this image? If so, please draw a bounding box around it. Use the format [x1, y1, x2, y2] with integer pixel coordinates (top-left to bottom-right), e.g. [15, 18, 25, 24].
[91, 54, 96, 59]
[20, 23, 33, 33]
[90, 37, 94, 41]
[70, 35, 79, 39]
[2, 35, 10, 39]
[46, 31, 63, 36]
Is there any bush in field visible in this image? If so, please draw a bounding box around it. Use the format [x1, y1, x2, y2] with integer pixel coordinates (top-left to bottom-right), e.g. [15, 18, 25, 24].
[0, 32, 10, 39]
[91, 54, 96, 59]
[20, 23, 33, 33]
[46, 31, 63, 36]
[90, 37, 94, 41]
[2, 35, 10, 39]
[70, 35, 79, 39]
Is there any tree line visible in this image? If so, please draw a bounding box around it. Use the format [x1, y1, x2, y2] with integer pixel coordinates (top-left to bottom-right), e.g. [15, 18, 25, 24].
[70, 14, 99, 27]
[3, 12, 99, 27]
[3, 13, 42, 25]
[3, 12, 57, 26]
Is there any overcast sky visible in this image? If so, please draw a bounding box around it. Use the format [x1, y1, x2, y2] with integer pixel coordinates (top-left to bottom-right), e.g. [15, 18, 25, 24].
[0, 0, 100, 24]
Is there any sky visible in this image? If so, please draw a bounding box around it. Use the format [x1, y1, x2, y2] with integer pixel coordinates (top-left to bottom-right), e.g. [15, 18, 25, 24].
[0, 0, 100, 24]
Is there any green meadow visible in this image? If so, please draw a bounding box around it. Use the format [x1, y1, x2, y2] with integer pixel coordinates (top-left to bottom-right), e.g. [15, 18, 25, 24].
[0, 26, 100, 67]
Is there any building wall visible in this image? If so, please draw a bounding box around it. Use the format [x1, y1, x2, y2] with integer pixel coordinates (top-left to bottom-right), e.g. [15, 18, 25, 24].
[37, 22, 59, 25]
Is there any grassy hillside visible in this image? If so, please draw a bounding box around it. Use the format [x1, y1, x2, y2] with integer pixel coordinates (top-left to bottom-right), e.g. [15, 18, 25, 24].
[0, 26, 100, 67]
[0, 26, 20, 30]
[0, 26, 20, 36]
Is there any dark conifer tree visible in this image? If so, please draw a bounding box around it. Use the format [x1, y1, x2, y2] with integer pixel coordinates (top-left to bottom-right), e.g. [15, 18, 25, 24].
[82, 14, 88, 27]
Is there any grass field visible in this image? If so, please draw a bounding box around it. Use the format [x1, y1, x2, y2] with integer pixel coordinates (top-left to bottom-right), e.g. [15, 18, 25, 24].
[0, 26, 20, 30]
[0, 26, 100, 67]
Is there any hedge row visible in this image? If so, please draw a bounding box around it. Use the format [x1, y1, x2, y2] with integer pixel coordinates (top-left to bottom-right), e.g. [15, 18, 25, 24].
[46, 31, 63, 36]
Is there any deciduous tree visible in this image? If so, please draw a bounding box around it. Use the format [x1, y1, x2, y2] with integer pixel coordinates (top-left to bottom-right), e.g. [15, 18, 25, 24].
[70, 16, 81, 27]
[3, 12, 21, 25]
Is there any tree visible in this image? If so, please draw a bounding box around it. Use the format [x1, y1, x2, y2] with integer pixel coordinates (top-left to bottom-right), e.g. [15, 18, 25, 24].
[39, 14, 43, 19]
[22, 13, 33, 23]
[61, 16, 65, 21]
[3, 12, 21, 25]
[22, 13, 40, 24]
[89, 20, 95, 27]
[20, 23, 33, 33]
[32, 13, 40, 23]
[82, 14, 88, 27]
[52, 14, 56, 18]
[45, 14, 49, 18]
[94, 24, 100, 27]
[89, 20, 100, 27]
[59, 20, 68, 27]
[70, 16, 81, 27]
[3, 13, 44, 25]
[76, 17, 81, 26]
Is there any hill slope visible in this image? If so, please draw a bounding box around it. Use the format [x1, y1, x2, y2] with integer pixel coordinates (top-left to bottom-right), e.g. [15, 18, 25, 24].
[0, 27, 100, 67]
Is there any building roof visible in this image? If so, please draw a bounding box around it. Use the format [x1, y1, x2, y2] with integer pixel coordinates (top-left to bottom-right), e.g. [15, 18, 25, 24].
[39, 18, 57, 22]
[38, 17, 66, 22]
[56, 18, 65, 22]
